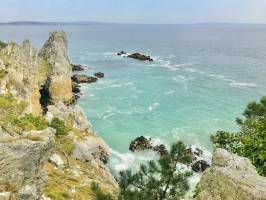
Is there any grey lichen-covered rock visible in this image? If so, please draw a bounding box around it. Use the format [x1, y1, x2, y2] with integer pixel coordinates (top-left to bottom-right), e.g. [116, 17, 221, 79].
[196, 148, 266, 200]
[47, 102, 92, 132]
[0, 128, 55, 200]
[0, 39, 49, 114]
[40, 31, 73, 104]
[49, 153, 64, 167]
[72, 134, 110, 164]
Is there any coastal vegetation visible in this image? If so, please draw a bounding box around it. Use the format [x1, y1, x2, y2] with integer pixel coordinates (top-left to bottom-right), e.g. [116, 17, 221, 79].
[212, 96, 266, 176]
[0, 40, 8, 49]
[118, 141, 192, 200]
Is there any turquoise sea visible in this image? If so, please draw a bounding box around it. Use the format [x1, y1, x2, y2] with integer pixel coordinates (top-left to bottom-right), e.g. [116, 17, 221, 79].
[1, 24, 266, 172]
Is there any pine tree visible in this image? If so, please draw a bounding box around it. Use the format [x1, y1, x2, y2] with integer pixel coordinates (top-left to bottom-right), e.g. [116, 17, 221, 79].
[118, 141, 193, 200]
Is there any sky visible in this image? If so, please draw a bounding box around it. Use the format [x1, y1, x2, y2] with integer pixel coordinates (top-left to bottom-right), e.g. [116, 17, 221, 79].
[0, 0, 266, 24]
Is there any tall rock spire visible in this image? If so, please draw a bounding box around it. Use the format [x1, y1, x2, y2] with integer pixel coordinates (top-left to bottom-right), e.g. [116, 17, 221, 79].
[40, 31, 73, 104]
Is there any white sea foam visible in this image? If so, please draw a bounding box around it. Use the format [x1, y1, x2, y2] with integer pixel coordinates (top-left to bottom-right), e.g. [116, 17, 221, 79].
[110, 148, 157, 173]
[164, 89, 175, 95]
[148, 102, 160, 112]
[174, 63, 194, 67]
[197, 70, 256, 88]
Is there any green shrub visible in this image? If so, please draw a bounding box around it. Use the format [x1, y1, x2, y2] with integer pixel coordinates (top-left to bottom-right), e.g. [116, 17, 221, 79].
[14, 113, 49, 132]
[91, 182, 113, 200]
[50, 118, 69, 136]
[212, 96, 266, 176]
[0, 69, 8, 79]
[0, 41, 8, 49]
[0, 94, 27, 130]
[55, 135, 75, 155]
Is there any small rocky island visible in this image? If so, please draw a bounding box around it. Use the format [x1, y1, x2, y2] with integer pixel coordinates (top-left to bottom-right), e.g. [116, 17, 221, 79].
[117, 51, 154, 62]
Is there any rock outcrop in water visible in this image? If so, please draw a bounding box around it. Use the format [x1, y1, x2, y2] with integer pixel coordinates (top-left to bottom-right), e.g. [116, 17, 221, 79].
[129, 136, 168, 156]
[0, 32, 118, 199]
[128, 52, 153, 61]
[94, 72, 104, 78]
[196, 148, 266, 200]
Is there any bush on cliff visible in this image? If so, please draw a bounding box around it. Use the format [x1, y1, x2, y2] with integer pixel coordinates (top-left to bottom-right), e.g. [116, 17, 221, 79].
[91, 182, 113, 200]
[50, 117, 69, 136]
[0, 41, 8, 49]
[14, 113, 49, 132]
[212, 96, 266, 176]
[0, 94, 27, 131]
[0, 69, 8, 79]
[118, 141, 192, 200]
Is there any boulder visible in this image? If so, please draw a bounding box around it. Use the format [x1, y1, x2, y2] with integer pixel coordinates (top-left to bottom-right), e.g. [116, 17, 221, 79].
[72, 75, 97, 84]
[72, 134, 110, 164]
[196, 148, 266, 200]
[0, 128, 55, 200]
[191, 160, 210, 173]
[129, 136, 153, 152]
[72, 82, 81, 94]
[128, 53, 153, 61]
[49, 154, 64, 167]
[94, 72, 104, 78]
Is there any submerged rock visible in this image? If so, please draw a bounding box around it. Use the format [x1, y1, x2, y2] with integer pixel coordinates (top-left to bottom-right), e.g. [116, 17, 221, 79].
[94, 72, 104, 78]
[117, 51, 127, 56]
[72, 75, 97, 84]
[128, 53, 153, 61]
[196, 148, 266, 200]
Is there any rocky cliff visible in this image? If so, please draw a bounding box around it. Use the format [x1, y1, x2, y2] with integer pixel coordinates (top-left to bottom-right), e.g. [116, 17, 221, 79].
[0, 32, 118, 200]
[196, 148, 266, 200]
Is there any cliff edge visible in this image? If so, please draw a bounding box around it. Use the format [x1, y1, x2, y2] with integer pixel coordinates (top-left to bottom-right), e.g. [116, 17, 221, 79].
[0, 31, 118, 200]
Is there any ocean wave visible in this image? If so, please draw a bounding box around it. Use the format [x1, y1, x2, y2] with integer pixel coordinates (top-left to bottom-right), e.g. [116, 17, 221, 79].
[110, 148, 157, 173]
[196, 70, 256, 88]
[93, 80, 135, 90]
[172, 75, 194, 90]
[173, 63, 194, 67]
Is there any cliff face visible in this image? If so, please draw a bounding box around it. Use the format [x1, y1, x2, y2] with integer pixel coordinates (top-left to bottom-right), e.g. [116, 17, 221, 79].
[196, 148, 266, 200]
[0, 39, 48, 114]
[0, 32, 118, 200]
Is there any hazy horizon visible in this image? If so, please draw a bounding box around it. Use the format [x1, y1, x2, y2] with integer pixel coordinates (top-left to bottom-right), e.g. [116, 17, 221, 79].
[0, 0, 266, 24]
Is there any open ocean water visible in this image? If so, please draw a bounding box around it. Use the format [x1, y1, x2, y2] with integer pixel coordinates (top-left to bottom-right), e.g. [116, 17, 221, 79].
[1, 24, 266, 175]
